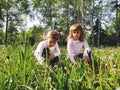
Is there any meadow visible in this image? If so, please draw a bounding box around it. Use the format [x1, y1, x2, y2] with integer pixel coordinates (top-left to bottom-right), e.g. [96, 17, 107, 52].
[0, 45, 120, 90]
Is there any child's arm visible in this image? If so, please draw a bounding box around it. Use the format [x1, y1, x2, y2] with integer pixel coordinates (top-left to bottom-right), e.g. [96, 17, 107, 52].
[83, 39, 90, 56]
[67, 40, 76, 64]
[53, 43, 60, 57]
[34, 42, 44, 64]
[49, 43, 60, 60]
[83, 39, 91, 62]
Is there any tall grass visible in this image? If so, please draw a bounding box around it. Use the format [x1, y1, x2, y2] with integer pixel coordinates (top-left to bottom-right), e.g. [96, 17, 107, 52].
[0, 45, 120, 89]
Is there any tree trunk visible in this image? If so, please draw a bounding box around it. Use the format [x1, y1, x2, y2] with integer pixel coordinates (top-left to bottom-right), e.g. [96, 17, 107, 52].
[66, 9, 69, 32]
[81, 0, 84, 27]
[116, 0, 120, 45]
[97, 0, 103, 46]
[49, 0, 52, 29]
[97, 21, 100, 46]
[5, 11, 9, 47]
[91, 0, 94, 46]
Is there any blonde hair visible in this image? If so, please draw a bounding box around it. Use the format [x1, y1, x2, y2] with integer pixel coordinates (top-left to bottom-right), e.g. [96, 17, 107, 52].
[46, 30, 60, 41]
[67, 23, 85, 42]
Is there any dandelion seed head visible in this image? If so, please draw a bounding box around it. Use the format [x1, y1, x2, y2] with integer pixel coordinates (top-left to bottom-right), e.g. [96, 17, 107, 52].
[113, 64, 117, 68]
[64, 67, 67, 70]
[105, 63, 108, 67]
[97, 74, 99, 77]
[10, 77, 12, 83]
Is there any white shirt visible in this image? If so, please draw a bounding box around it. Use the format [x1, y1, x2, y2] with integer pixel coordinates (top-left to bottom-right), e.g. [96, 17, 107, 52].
[67, 39, 90, 64]
[34, 41, 60, 64]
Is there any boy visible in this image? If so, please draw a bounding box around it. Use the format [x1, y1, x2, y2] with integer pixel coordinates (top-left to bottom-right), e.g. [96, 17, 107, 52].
[34, 30, 60, 66]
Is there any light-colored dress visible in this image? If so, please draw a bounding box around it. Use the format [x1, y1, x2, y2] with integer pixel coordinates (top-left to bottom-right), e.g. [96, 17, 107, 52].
[67, 39, 90, 64]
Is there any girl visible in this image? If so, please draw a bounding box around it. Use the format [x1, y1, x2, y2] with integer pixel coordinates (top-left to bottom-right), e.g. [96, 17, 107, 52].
[34, 30, 60, 66]
[67, 23, 92, 66]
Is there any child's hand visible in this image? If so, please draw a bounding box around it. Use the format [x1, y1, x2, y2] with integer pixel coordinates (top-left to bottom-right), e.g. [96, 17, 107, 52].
[83, 56, 89, 62]
[49, 54, 54, 60]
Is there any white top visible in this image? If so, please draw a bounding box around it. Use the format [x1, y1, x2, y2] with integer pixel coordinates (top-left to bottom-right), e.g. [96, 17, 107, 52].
[67, 39, 90, 64]
[34, 41, 60, 64]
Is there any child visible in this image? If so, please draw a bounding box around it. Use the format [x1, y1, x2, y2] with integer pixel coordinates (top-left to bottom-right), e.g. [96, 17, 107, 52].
[67, 23, 92, 66]
[34, 30, 60, 66]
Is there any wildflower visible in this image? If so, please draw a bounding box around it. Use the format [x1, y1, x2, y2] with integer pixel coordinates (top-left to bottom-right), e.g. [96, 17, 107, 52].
[113, 64, 117, 68]
[64, 67, 67, 70]
[9, 76, 12, 86]
[50, 47, 55, 54]
[97, 74, 99, 77]
[105, 63, 108, 67]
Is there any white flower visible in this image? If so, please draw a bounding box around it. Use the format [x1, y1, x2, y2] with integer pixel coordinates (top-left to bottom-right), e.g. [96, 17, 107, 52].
[37, 57, 44, 64]
[50, 47, 56, 54]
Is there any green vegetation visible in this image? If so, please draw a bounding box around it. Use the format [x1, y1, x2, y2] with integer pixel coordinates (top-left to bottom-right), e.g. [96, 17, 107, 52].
[0, 45, 120, 90]
[0, 1, 120, 89]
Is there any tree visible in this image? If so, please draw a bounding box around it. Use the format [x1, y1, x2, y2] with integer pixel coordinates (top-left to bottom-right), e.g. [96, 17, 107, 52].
[115, 12, 120, 45]
[7, 22, 18, 45]
[93, 19, 105, 45]
[27, 25, 43, 46]
[0, 0, 30, 46]
[0, 29, 4, 44]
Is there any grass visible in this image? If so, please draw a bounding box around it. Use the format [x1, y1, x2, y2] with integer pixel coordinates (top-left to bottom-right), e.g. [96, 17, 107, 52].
[0, 45, 120, 90]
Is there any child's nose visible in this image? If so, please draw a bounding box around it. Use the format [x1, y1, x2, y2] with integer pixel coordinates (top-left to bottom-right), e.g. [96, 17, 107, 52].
[75, 33, 78, 36]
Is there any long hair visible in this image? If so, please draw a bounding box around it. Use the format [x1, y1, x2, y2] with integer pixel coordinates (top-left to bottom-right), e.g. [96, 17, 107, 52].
[67, 23, 85, 42]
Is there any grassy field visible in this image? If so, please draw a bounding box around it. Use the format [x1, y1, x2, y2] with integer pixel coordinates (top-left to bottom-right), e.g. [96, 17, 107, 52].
[0, 45, 120, 90]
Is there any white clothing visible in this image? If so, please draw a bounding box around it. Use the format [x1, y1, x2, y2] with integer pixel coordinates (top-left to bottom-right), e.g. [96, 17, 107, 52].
[67, 39, 90, 64]
[34, 41, 60, 64]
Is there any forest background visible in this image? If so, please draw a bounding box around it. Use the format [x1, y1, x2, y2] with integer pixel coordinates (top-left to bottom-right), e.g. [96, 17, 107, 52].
[0, 0, 120, 46]
[0, 0, 120, 90]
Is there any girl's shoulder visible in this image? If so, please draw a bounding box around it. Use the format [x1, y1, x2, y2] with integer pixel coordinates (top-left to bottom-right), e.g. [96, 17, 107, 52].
[38, 40, 47, 46]
[68, 39, 80, 43]
[41, 40, 46, 44]
[68, 38, 73, 42]
[67, 39, 75, 45]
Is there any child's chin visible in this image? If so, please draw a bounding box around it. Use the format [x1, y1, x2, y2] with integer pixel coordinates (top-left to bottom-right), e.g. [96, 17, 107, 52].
[49, 45, 53, 47]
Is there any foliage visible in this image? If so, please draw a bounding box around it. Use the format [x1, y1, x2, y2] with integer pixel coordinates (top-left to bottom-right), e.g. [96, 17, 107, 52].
[115, 12, 120, 44]
[0, 29, 4, 44]
[0, 0, 119, 46]
[0, 0, 30, 46]
[27, 25, 44, 45]
[7, 22, 18, 45]
[0, 45, 120, 89]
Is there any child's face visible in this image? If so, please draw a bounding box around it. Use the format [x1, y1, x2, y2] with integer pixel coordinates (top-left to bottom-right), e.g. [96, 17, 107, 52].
[72, 30, 80, 40]
[46, 38, 57, 47]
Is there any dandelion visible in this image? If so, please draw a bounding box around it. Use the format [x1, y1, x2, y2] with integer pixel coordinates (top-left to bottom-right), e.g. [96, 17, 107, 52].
[10, 76, 12, 83]
[97, 74, 99, 77]
[64, 67, 67, 70]
[9, 76, 12, 86]
[113, 64, 117, 68]
[105, 63, 108, 67]
[50, 47, 56, 54]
